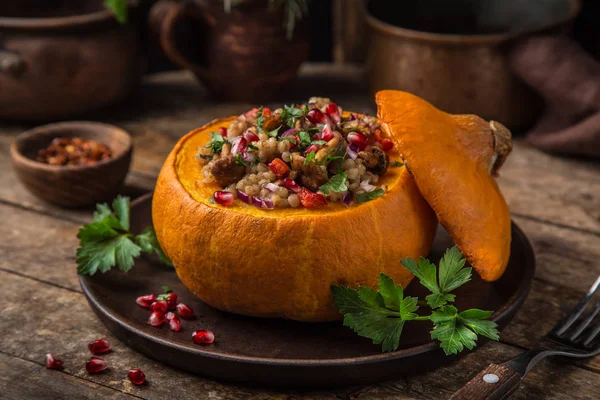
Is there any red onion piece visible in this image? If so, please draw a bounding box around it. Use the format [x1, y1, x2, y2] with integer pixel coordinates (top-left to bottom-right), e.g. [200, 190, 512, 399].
[282, 128, 298, 137]
[243, 130, 259, 142]
[346, 143, 359, 160]
[230, 137, 247, 155]
[342, 192, 354, 206]
[241, 151, 256, 163]
[304, 144, 320, 155]
[237, 190, 252, 204]
[360, 180, 376, 192]
[321, 124, 334, 142]
[262, 198, 275, 209]
[348, 113, 358, 121]
[252, 196, 264, 208]
[252, 196, 275, 209]
[264, 183, 279, 192]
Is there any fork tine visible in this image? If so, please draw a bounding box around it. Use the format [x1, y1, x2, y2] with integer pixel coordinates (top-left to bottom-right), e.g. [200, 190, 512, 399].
[583, 319, 600, 346]
[568, 298, 600, 340]
[555, 274, 600, 336]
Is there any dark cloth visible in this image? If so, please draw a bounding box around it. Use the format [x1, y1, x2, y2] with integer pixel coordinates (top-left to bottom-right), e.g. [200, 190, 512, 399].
[509, 35, 600, 158]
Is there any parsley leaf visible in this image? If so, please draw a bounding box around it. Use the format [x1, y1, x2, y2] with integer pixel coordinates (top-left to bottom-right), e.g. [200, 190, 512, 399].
[281, 104, 306, 127]
[332, 273, 418, 352]
[319, 172, 348, 195]
[355, 188, 385, 203]
[298, 131, 312, 148]
[265, 125, 282, 138]
[257, 106, 265, 133]
[104, 0, 127, 24]
[76, 196, 172, 275]
[304, 150, 316, 165]
[332, 247, 499, 355]
[247, 143, 259, 151]
[205, 132, 229, 154]
[390, 161, 404, 168]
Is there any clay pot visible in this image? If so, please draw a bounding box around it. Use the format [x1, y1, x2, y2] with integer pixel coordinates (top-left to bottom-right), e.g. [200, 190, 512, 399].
[0, 0, 141, 121]
[366, 0, 581, 130]
[150, 0, 309, 102]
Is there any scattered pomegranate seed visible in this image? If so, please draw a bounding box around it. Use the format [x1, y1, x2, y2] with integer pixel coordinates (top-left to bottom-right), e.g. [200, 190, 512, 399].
[136, 294, 156, 308]
[325, 103, 341, 123]
[166, 293, 178, 310]
[283, 178, 301, 193]
[213, 191, 234, 206]
[150, 300, 168, 313]
[192, 330, 215, 345]
[243, 130, 259, 142]
[306, 109, 326, 124]
[347, 132, 368, 150]
[88, 339, 111, 355]
[381, 139, 394, 151]
[45, 353, 63, 369]
[320, 124, 334, 142]
[128, 368, 146, 385]
[147, 311, 166, 327]
[85, 357, 108, 374]
[176, 303, 195, 319]
[166, 312, 181, 331]
[218, 127, 227, 137]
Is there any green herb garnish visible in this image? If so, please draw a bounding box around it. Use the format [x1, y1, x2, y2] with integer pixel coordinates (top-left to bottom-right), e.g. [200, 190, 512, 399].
[311, 140, 327, 146]
[235, 153, 257, 166]
[319, 172, 348, 195]
[266, 125, 282, 138]
[355, 188, 385, 203]
[390, 161, 404, 168]
[298, 131, 311, 148]
[331, 247, 499, 355]
[281, 104, 306, 127]
[247, 143, 259, 151]
[205, 132, 229, 154]
[304, 150, 316, 165]
[76, 196, 172, 276]
[257, 106, 265, 133]
[104, 0, 127, 23]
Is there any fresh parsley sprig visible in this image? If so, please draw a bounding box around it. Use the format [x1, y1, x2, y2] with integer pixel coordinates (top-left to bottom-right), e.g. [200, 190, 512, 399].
[281, 104, 307, 127]
[331, 246, 499, 355]
[76, 196, 172, 276]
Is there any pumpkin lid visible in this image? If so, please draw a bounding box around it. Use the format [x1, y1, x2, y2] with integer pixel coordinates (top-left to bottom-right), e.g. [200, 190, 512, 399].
[376, 90, 513, 282]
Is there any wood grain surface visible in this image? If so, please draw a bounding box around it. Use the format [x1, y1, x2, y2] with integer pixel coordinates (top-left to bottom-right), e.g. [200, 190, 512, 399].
[0, 65, 599, 399]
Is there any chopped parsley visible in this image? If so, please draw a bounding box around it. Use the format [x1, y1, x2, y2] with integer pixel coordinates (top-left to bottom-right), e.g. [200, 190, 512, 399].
[304, 150, 316, 165]
[235, 154, 258, 166]
[355, 188, 385, 203]
[265, 125, 282, 138]
[390, 161, 404, 167]
[298, 131, 312, 148]
[257, 106, 265, 133]
[281, 104, 307, 127]
[205, 132, 229, 154]
[319, 172, 348, 195]
[247, 143, 259, 151]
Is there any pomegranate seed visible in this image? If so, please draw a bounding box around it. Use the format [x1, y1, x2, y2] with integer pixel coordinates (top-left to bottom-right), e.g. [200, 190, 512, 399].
[306, 109, 326, 124]
[213, 191, 234, 206]
[45, 353, 63, 369]
[381, 139, 394, 151]
[218, 127, 227, 137]
[85, 357, 108, 374]
[176, 303, 195, 319]
[150, 300, 168, 313]
[147, 311, 166, 327]
[88, 339, 111, 354]
[347, 132, 368, 150]
[304, 144, 320, 155]
[243, 130, 259, 142]
[231, 137, 247, 155]
[166, 312, 181, 331]
[283, 178, 301, 193]
[192, 330, 215, 345]
[325, 103, 341, 123]
[166, 293, 178, 310]
[321, 124, 334, 142]
[128, 368, 146, 385]
[136, 294, 156, 308]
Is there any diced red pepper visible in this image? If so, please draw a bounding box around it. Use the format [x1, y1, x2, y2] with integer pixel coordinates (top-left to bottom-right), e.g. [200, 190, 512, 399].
[297, 188, 327, 208]
[218, 127, 227, 137]
[268, 158, 290, 179]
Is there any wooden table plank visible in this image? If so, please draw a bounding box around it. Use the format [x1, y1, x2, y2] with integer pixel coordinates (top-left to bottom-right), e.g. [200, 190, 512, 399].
[0, 353, 140, 400]
[3, 270, 600, 400]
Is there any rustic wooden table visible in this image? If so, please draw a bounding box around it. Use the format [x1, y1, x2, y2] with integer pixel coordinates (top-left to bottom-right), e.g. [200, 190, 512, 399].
[1, 65, 599, 400]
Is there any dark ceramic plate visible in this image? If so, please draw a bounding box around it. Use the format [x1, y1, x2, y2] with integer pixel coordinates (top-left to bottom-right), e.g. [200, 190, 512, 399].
[80, 193, 535, 389]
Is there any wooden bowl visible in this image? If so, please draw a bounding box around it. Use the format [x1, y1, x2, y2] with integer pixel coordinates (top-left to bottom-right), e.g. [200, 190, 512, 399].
[10, 121, 133, 207]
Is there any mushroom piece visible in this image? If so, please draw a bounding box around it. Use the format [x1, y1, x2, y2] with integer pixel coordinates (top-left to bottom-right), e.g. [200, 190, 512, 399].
[376, 89, 513, 283]
[358, 147, 389, 175]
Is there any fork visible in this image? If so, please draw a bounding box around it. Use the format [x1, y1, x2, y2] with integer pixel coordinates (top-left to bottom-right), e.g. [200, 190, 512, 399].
[450, 274, 600, 400]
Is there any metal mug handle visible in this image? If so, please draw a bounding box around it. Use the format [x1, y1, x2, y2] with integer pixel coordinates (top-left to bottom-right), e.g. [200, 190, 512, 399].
[0, 48, 25, 75]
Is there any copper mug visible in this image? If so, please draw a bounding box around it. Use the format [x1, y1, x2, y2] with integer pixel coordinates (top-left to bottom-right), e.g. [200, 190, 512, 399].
[366, 0, 581, 130]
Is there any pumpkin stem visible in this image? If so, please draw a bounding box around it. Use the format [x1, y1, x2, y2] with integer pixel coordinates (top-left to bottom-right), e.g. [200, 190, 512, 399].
[489, 121, 512, 177]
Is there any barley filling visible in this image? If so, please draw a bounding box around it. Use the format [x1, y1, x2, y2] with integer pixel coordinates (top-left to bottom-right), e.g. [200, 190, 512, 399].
[196, 97, 401, 208]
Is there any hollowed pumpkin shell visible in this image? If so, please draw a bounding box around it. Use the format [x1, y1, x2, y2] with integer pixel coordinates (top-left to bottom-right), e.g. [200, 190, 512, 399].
[152, 115, 437, 322]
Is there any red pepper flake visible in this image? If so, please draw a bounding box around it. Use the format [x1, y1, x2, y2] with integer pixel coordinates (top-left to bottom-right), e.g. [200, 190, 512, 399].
[268, 158, 290, 179]
[36, 137, 112, 166]
[297, 188, 328, 208]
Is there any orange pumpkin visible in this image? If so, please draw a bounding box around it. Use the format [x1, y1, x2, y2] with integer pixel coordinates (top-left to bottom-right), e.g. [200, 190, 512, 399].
[152, 115, 438, 322]
[376, 90, 512, 282]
